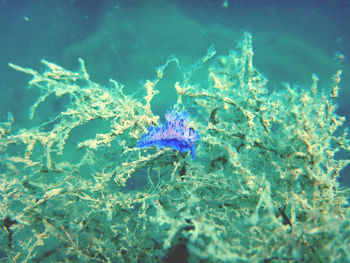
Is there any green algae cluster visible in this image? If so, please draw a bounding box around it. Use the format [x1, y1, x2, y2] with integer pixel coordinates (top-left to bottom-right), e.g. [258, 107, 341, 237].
[0, 33, 349, 263]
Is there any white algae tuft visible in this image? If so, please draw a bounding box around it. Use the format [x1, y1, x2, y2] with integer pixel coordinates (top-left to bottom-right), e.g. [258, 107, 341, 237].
[1, 33, 349, 262]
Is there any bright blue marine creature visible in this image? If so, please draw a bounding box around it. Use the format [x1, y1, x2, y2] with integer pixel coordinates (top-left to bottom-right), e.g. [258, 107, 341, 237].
[137, 107, 200, 159]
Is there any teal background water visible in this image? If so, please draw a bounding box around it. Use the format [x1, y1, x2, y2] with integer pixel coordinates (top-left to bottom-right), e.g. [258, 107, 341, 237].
[1, 0, 349, 186]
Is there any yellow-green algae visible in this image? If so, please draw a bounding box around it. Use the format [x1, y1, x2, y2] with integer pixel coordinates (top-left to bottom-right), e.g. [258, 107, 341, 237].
[1, 33, 349, 262]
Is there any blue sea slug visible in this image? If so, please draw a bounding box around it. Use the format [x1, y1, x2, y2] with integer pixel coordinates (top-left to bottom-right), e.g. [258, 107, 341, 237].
[137, 107, 200, 159]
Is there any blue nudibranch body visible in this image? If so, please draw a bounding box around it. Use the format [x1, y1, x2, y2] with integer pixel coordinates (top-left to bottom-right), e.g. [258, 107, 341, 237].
[137, 107, 200, 159]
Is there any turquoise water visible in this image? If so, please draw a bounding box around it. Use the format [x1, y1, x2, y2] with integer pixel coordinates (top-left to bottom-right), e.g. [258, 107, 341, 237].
[0, 0, 350, 262]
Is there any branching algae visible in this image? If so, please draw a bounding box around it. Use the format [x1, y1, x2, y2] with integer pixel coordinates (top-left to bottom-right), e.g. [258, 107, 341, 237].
[0, 33, 349, 262]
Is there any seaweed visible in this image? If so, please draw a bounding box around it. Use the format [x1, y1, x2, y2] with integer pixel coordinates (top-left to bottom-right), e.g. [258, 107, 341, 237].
[0, 33, 349, 263]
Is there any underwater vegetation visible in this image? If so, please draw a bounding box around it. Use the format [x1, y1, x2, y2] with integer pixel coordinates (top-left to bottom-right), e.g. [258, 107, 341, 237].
[0, 33, 349, 262]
